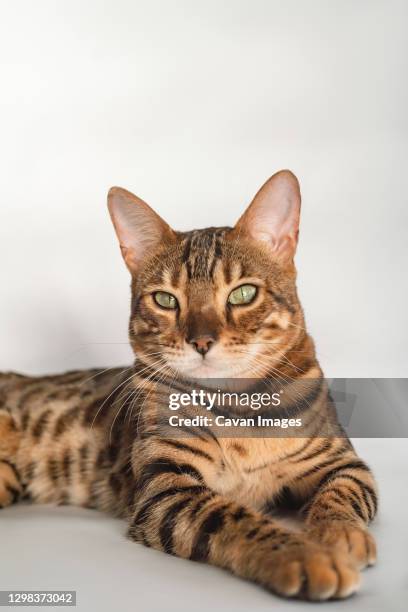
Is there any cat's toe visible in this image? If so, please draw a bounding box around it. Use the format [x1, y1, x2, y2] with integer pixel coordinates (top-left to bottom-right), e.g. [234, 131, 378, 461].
[268, 543, 361, 600]
[307, 521, 377, 569]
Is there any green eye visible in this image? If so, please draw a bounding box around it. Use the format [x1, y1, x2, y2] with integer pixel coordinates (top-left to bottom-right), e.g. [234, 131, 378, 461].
[228, 284, 257, 306]
[153, 291, 178, 309]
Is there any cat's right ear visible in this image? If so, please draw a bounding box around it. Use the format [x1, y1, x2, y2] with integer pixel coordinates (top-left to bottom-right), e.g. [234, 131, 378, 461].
[107, 187, 175, 274]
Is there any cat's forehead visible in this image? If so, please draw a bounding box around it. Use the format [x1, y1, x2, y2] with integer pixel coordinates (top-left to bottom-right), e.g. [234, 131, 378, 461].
[178, 226, 230, 281]
[140, 225, 277, 289]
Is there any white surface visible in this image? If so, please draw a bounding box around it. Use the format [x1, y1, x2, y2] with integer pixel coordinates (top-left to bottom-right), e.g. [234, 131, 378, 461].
[0, 0, 407, 377]
[1, 439, 406, 611]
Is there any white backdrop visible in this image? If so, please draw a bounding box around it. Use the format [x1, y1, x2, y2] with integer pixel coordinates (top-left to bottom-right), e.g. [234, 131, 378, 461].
[0, 0, 407, 377]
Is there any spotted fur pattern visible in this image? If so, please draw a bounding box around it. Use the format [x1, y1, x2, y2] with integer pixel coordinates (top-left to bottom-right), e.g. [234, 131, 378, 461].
[0, 173, 378, 601]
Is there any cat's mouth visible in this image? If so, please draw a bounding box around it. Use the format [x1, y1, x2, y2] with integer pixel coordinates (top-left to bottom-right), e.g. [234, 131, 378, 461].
[164, 346, 260, 380]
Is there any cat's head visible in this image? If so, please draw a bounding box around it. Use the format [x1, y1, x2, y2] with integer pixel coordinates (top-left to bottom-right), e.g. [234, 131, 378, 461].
[108, 171, 306, 380]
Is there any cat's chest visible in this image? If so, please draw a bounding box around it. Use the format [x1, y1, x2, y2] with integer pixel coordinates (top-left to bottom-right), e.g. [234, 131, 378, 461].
[205, 438, 294, 511]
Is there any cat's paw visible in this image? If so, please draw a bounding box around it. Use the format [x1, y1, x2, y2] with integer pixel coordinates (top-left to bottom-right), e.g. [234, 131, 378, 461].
[0, 460, 22, 508]
[261, 540, 360, 600]
[306, 521, 376, 570]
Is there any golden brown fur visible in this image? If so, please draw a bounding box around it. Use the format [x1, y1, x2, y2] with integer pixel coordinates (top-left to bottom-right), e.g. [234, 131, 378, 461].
[0, 171, 377, 601]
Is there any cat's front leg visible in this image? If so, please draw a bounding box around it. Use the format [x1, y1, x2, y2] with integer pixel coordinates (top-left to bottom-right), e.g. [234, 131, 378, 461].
[302, 453, 378, 569]
[127, 443, 360, 600]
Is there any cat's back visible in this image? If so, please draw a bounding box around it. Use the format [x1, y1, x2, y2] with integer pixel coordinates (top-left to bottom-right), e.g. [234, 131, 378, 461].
[1, 367, 125, 404]
[0, 366, 132, 437]
[0, 366, 134, 509]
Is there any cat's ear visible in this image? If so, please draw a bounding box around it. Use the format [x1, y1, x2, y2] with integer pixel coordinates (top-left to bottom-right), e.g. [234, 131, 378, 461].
[232, 170, 301, 261]
[107, 187, 175, 274]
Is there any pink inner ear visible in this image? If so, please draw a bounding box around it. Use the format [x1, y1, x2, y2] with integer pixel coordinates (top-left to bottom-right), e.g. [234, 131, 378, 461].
[234, 170, 301, 259]
[107, 187, 174, 273]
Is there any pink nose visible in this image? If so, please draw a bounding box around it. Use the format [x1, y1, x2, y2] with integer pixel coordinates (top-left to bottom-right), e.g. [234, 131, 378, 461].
[189, 335, 215, 356]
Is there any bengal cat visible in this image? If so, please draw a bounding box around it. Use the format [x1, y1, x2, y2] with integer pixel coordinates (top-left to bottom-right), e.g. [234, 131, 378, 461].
[0, 170, 377, 601]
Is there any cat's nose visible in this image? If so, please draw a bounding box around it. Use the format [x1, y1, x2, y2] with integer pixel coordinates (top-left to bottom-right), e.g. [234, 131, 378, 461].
[188, 335, 215, 356]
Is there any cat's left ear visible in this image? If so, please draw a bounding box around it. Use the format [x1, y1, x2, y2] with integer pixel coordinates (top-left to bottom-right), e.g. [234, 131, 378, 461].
[107, 187, 175, 274]
[232, 170, 301, 262]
